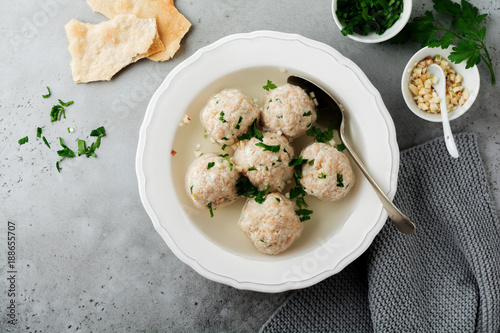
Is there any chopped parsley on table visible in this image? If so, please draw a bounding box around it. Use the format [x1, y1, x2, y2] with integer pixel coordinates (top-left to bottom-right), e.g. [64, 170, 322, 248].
[78, 126, 107, 158]
[42, 86, 51, 98]
[56, 137, 76, 172]
[58, 99, 74, 107]
[50, 105, 66, 122]
[42, 137, 51, 149]
[18, 136, 28, 145]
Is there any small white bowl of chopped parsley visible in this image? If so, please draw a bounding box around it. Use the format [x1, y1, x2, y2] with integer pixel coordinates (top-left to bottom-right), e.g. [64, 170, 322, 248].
[332, 0, 412, 43]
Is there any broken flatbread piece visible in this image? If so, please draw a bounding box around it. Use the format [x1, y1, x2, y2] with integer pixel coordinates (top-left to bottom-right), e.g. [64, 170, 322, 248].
[87, 0, 191, 62]
[65, 14, 164, 83]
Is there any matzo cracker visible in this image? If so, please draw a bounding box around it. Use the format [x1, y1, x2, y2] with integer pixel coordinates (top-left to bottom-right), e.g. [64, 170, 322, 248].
[87, 0, 191, 61]
[65, 14, 164, 83]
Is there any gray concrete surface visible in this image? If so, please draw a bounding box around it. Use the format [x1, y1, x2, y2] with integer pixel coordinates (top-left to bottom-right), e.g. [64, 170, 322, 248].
[1, 0, 499, 332]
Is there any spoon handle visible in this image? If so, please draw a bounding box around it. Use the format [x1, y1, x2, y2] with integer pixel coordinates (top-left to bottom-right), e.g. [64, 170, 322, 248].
[342, 138, 416, 234]
[440, 100, 459, 158]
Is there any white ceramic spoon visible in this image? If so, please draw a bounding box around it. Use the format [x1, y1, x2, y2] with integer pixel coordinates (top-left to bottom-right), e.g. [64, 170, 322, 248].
[427, 64, 459, 158]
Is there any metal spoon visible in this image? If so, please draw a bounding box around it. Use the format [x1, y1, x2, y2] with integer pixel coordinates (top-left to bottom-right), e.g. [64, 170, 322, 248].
[288, 75, 416, 234]
[426, 64, 459, 158]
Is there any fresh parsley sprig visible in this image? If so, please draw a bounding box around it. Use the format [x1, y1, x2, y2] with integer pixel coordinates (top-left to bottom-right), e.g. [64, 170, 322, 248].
[393, 0, 495, 84]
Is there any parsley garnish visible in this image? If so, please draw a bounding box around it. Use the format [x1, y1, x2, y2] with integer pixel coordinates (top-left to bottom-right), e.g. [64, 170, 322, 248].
[90, 126, 106, 149]
[336, 0, 404, 37]
[262, 80, 277, 91]
[78, 126, 106, 157]
[207, 162, 215, 170]
[306, 121, 334, 143]
[219, 153, 233, 171]
[235, 116, 243, 129]
[309, 159, 315, 166]
[236, 177, 271, 204]
[58, 99, 74, 107]
[337, 143, 346, 152]
[288, 156, 308, 167]
[392, 0, 495, 84]
[42, 86, 51, 98]
[50, 105, 65, 122]
[207, 203, 214, 218]
[18, 136, 28, 145]
[337, 172, 344, 187]
[295, 208, 313, 222]
[255, 186, 271, 204]
[50, 99, 75, 122]
[221, 144, 227, 151]
[303, 111, 312, 117]
[248, 166, 257, 171]
[42, 137, 51, 149]
[319, 172, 327, 179]
[219, 111, 227, 123]
[77, 140, 98, 158]
[56, 137, 76, 172]
[57, 138, 75, 158]
[237, 119, 263, 141]
[190, 185, 194, 194]
[275, 197, 281, 203]
[37, 127, 42, 138]
[255, 142, 281, 153]
[289, 166, 313, 222]
[90, 126, 106, 137]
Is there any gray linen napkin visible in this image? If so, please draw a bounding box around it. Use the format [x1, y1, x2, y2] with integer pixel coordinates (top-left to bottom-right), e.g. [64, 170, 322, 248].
[260, 132, 500, 333]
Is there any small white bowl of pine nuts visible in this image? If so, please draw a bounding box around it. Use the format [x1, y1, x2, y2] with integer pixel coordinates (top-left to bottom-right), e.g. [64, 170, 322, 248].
[402, 46, 480, 122]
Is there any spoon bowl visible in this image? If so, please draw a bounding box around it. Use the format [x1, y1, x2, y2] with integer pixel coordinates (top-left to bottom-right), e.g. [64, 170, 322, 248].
[288, 75, 416, 234]
[426, 64, 459, 158]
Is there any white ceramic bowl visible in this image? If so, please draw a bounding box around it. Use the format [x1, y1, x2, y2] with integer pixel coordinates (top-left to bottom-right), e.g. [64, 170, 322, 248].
[136, 31, 400, 293]
[401, 46, 480, 122]
[332, 0, 412, 43]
